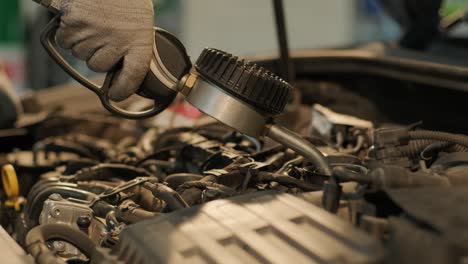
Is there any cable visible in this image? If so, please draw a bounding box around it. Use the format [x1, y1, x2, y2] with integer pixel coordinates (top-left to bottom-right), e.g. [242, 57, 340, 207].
[409, 130, 468, 148]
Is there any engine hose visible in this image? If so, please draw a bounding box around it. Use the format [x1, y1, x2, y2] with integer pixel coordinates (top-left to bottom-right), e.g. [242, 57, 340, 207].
[409, 130, 468, 148]
[118, 207, 158, 224]
[177, 175, 217, 206]
[420, 142, 454, 160]
[256, 172, 320, 192]
[164, 173, 203, 189]
[332, 166, 372, 184]
[143, 182, 189, 211]
[399, 139, 468, 160]
[25, 223, 96, 264]
[177, 181, 237, 196]
[117, 200, 158, 224]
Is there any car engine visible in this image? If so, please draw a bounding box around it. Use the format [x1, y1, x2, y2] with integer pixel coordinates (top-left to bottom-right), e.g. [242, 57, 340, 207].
[1, 76, 468, 263]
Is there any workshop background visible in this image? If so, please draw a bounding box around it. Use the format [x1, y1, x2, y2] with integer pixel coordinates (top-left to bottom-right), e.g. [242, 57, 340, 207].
[0, 0, 467, 93]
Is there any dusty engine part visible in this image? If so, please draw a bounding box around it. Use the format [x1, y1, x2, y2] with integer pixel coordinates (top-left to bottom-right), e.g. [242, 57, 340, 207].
[38, 194, 105, 261]
[92, 192, 384, 264]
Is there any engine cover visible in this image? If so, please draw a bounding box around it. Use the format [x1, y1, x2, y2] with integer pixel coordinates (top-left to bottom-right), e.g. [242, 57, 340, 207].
[96, 191, 384, 264]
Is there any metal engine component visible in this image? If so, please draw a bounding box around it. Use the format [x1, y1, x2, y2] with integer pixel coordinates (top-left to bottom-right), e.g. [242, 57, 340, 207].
[184, 76, 269, 137]
[93, 192, 384, 264]
[38, 194, 105, 261]
[39, 194, 93, 227]
[0, 100, 464, 264]
[0, 97, 466, 263]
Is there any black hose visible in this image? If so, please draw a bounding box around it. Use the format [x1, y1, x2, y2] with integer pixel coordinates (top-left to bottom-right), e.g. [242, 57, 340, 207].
[116, 200, 158, 224]
[25, 223, 96, 264]
[177, 181, 237, 196]
[176, 177, 212, 206]
[165, 173, 203, 189]
[332, 166, 372, 184]
[256, 172, 320, 191]
[118, 207, 157, 224]
[91, 201, 115, 218]
[420, 142, 454, 160]
[91, 200, 157, 224]
[143, 182, 189, 211]
[409, 130, 468, 148]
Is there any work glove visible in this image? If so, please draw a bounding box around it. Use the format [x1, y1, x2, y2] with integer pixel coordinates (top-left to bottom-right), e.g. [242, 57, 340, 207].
[37, 0, 155, 101]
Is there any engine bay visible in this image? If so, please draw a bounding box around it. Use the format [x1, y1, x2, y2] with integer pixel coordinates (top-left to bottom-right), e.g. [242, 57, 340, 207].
[3, 1, 468, 263]
[2, 58, 468, 263]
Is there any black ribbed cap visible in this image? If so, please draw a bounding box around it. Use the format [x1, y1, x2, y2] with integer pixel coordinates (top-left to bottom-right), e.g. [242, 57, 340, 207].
[195, 48, 292, 115]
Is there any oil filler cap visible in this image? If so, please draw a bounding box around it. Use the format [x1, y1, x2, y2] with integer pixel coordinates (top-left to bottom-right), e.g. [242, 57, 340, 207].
[195, 48, 292, 115]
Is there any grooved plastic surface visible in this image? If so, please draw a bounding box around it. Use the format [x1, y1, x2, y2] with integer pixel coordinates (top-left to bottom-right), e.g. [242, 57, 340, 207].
[195, 48, 292, 115]
[117, 191, 384, 264]
[0, 226, 33, 264]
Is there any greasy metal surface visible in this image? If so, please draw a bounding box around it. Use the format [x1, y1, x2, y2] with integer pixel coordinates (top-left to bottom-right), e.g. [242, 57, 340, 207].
[38, 194, 104, 260]
[267, 124, 332, 176]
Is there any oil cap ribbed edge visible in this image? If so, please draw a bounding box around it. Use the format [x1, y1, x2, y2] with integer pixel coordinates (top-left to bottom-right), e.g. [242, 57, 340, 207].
[195, 48, 292, 115]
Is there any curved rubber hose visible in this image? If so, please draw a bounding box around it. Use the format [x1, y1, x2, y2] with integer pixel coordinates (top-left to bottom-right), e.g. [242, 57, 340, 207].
[256, 172, 320, 191]
[420, 142, 454, 160]
[332, 166, 372, 184]
[143, 182, 189, 211]
[25, 223, 96, 264]
[165, 173, 203, 189]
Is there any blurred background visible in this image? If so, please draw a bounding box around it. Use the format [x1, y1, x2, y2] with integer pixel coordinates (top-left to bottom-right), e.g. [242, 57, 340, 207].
[0, 0, 467, 93]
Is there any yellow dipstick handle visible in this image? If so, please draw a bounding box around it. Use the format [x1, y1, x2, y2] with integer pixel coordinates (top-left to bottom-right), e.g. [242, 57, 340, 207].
[2, 164, 19, 199]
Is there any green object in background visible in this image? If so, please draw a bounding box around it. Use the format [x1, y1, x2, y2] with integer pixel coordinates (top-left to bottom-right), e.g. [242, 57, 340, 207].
[443, 0, 468, 17]
[0, 0, 22, 43]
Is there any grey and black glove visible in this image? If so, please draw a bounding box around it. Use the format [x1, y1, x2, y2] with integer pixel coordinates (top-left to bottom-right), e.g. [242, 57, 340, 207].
[35, 0, 155, 101]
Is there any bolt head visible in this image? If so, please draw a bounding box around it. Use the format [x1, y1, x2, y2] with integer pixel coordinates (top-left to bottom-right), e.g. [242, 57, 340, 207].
[50, 208, 61, 218]
[77, 215, 92, 228]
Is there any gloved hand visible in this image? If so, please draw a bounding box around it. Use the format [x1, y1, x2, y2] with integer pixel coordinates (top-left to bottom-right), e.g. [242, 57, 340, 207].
[49, 0, 155, 101]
